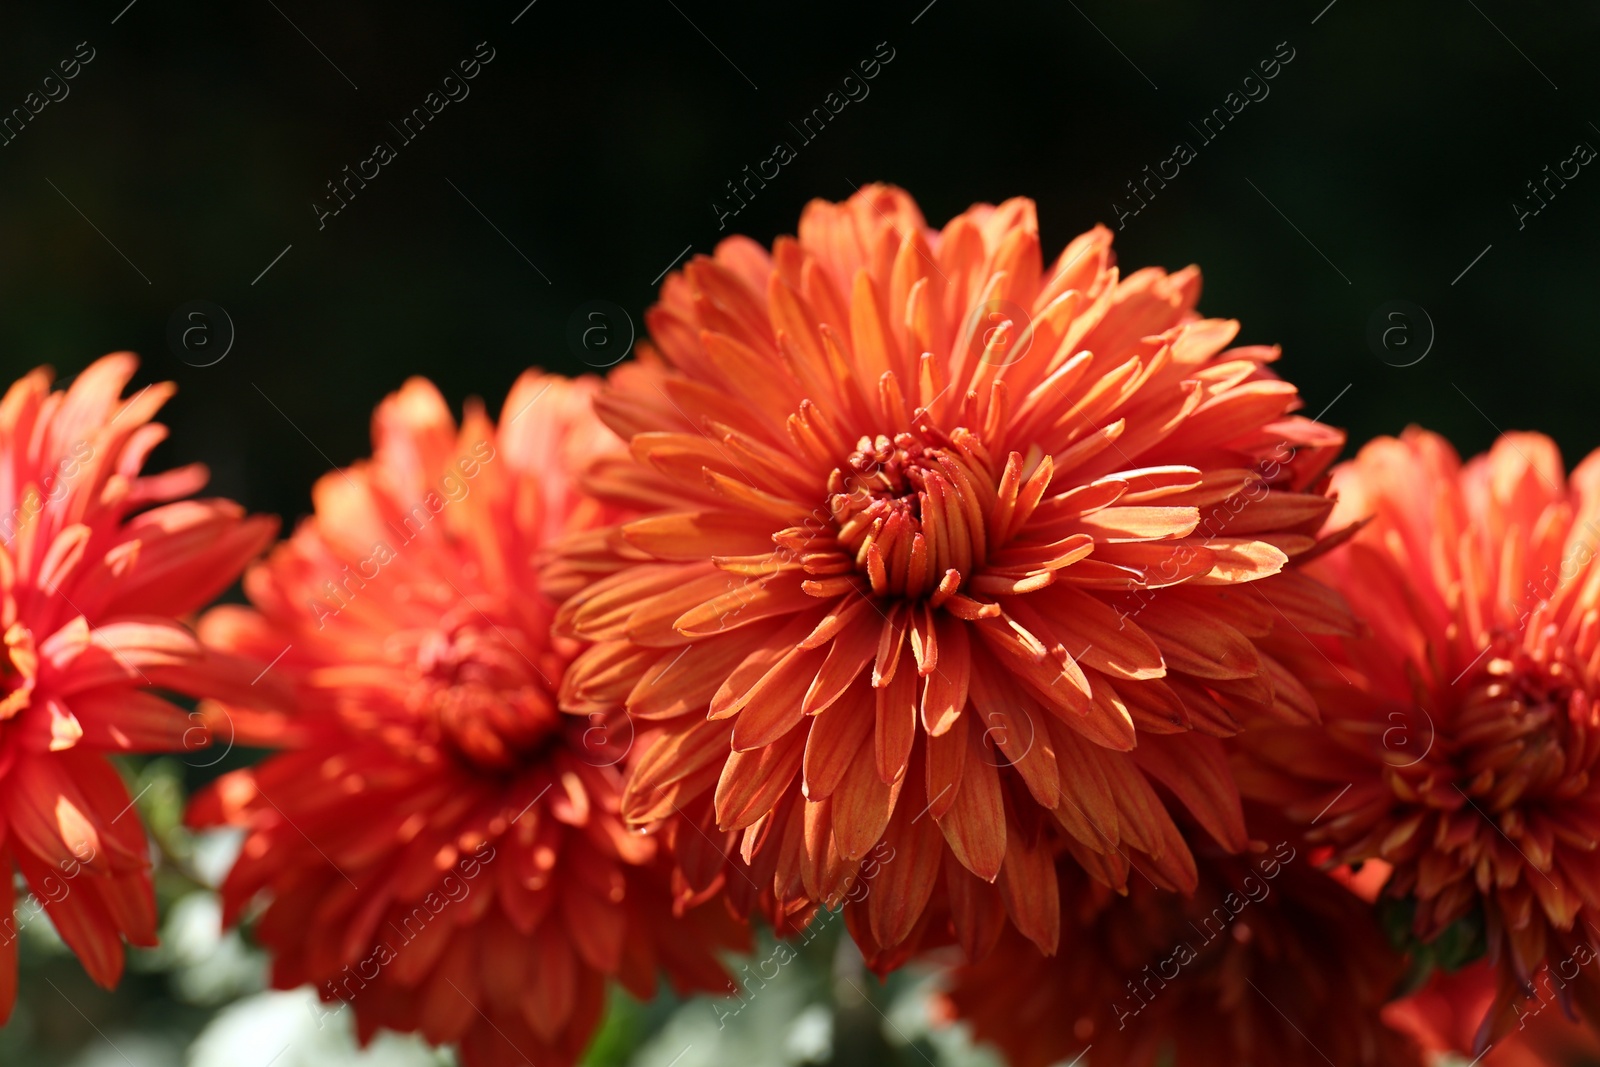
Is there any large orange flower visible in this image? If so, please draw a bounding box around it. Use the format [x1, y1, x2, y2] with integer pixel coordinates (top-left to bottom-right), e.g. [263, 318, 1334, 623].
[187, 373, 748, 1067]
[0, 354, 275, 1020]
[935, 826, 1421, 1067]
[554, 184, 1353, 960]
[1238, 428, 1600, 1047]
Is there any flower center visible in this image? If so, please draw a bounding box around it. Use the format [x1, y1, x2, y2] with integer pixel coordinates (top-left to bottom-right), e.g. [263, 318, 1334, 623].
[403, 611, 563, 774]
[1449, 641, 1594, 815]
[827, 432, 989, 600]
[1379, 637, 1600, 939]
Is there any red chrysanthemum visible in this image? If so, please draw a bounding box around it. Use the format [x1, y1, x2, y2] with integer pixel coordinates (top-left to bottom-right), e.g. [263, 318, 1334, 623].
[0, 353, 275, 1019]
[1237, 428, 1600, 1047]
[553, 184, 1354, 961]
[186, 373, 748, 1067]
[936, 820, 1422, 1067]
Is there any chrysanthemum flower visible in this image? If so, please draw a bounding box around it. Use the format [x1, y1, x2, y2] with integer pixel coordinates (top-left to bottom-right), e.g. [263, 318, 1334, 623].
[1237, 428, 1600, 1045]
[0, 353, 275, 1020]
[935, 823, 1421, 1067]
[554, 184, 1353, 960]
[186, 373, 749, 1067]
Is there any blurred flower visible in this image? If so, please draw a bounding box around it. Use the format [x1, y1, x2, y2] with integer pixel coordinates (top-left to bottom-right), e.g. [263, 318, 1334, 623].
[935, 824, 1422, 1067]
[187, 373, 748, 1067]
[0, 353, 275, 1020]
[554, 183, 1351, 962]
[1385, 961, 1600, 1067]
[1237, 428, 1600, 1049]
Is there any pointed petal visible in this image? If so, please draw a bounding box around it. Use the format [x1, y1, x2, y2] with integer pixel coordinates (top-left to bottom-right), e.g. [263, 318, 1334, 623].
[802, 682, 874, 801]
[875, 654, 917, 784]
[833, 742, 903, 862]
[715, 726, 805, 830]
[996, 821, 1060, 954]
[920, 615, 970, 736]
[937, 724, 1005, 881]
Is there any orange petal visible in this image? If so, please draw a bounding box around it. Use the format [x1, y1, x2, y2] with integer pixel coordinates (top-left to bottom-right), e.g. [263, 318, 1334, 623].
[920, 615, 970, 736]
[1130, 733, 1247, 852]
[875, 655, 917, 785]
[943, 849, 1007, 961]
[15, 848, 127, 989]
[521, 924, 578, 1042]
[724, 645, 819, 749]
[996, 821, 1061, 955]
[802, 682, 873, 801]
[833, 743, 902, 862]
[623, 720, 731, 824]
[710, 613, 822, 720]
[675, 575, 817, 637]
[802, 607, 879, 714]
[868, 781, 944, 949]
[715, 726, 805, 830]
[1138, 597, 1261, 681]
[1025, 585, 1165, 681]
[937, 724, 1005, 881]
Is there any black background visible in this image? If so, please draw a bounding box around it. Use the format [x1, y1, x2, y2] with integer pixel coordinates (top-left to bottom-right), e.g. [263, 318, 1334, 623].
[0, 0, 1594, 535]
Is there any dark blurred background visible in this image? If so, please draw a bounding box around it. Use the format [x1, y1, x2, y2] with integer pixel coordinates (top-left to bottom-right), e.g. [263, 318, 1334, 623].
[0, 3, 1597, 1061]
[2, 0, 1596, 533]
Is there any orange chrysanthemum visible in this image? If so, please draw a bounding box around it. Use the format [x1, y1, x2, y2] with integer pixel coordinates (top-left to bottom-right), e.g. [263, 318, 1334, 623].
[936, 823, 1421, 1067]
[1238, 428, 1600, 1046]
[554, 184, 1353, 960]
[187, 373, 748, 1067]
[0, 354, 275, 1019]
